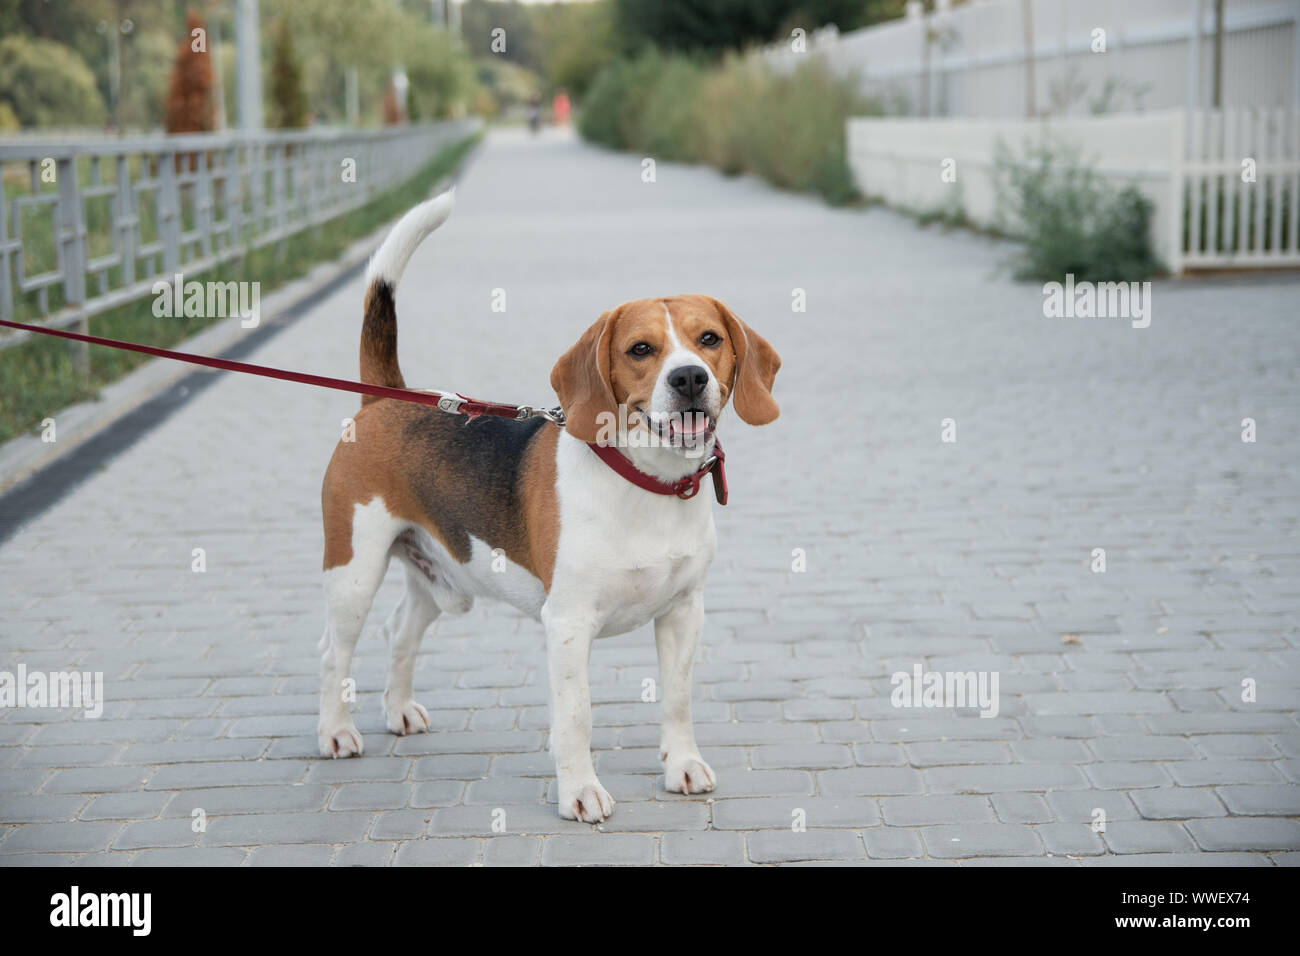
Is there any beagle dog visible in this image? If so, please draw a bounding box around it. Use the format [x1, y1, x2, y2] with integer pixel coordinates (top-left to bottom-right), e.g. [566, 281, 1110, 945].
[316, 192, 781, 822]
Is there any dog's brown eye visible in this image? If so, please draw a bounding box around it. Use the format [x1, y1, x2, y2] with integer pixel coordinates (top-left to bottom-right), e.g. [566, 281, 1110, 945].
[700, 331, 721, 347]
[628, 342, 654, 357]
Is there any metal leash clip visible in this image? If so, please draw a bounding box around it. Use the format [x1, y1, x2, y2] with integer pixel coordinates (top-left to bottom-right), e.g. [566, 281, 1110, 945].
[515, 405, 566, 425]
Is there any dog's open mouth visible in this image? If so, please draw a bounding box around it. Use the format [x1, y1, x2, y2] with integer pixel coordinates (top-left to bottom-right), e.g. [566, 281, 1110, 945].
[636, 407, 716, 447]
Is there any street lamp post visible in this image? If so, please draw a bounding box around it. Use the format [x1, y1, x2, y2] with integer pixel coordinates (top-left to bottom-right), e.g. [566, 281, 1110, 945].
[96, 17, 133, 133]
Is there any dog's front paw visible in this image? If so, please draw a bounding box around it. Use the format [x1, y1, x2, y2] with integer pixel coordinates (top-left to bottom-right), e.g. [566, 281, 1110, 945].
[318, 719, 364, 758]
[662, 752, 716, 794]
[385, 698, 430, 736]
[557, 778, 615, 823]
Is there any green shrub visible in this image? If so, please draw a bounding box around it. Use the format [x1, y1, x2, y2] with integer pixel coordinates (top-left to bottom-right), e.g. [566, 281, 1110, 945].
[992, 140, 1164, 282]
[734, 57, 865, 204]
[579, 50, 873, 205]
[638, 57, 707, 162]
[578, 50, 665, 150]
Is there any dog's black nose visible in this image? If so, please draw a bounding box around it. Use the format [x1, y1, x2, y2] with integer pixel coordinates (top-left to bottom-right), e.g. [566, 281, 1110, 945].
[668, 365, 709, 400]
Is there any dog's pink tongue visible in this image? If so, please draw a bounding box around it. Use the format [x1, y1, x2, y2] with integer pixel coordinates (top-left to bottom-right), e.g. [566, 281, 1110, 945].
[675, 415, 708, 437]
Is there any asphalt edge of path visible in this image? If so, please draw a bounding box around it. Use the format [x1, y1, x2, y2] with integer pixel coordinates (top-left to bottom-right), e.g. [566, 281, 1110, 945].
[0, 142, 484, 546]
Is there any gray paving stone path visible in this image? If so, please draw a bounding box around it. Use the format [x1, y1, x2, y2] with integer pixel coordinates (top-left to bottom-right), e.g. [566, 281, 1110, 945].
[2, 127, 1297, 865]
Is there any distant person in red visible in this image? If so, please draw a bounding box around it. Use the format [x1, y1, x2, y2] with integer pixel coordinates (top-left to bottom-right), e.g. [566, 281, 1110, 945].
[552, 89, 571, 126]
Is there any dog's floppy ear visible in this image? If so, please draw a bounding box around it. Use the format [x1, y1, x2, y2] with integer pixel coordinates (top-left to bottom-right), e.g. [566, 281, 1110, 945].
[550, 308, 620, 444]
[709, 297, 781, 426]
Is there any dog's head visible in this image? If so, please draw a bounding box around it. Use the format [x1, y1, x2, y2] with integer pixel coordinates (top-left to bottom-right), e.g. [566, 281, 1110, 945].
[550, 295, 781, 451]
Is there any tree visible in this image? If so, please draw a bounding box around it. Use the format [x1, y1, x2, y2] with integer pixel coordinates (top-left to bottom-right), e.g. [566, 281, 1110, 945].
[536, 0, 620, 97]
[269, 18, 308, 127]
[260, 0, 478, 125]
[163, 11, 214, 133]
[382, 78, 404, 126]
[459, 0, 542, 71]
[0, 35, 105, 128]
[614, 0, 897, 53]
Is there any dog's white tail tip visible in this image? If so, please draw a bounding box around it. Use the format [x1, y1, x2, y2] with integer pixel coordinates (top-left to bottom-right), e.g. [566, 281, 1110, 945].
[365, 188, 455, 287]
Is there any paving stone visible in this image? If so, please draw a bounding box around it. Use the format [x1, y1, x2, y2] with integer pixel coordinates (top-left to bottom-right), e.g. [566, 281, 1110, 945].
[1129, 788, 1226, 820]
[921, 824, 1043, 858]
[248, 844, 336, 866]
[131, 847, 247, 866]
[464, 776, 547, 805]
[44, 767, 152, 793]
[714, 797, 879, 830]
[0, 794, 88, 823]
[429, 804, 586, 837]
[411, 755, 491, 779]
[1084, 762, 1173, 790]
[595, 801, 709, 832]
[696, 769, 813, 798]
[482, 836, 542, 866]
[1102, 821, 1197, 854]
[1214, 784, 1300, 816]
[1166, 760, 1284, 787]
[369, 810, 431, 841]
[989, 793, 1054, 824]
[1192, 734, 1281, 759]
[201, 811, 374, 847]
[924, 764, 1088, 793]
[1036, 823, 1106, 856]
[863, 828, 924, 860]
[81, 792, 171, 821]
[302, 757, 412, 784]
[817, 768, 923, 796]
[411, 780, 466, 808]
[1, 821, 122, 854]
[1185, 818, 1300, 852]
[330, 783, 413, 812]
[1086, 735, 1198, 761]
[335, 842, 397, 866]
[747, 830, 864, 864]
[542, 834, 655, 866]
[750, 744, 853, 769]
[162, 785, 330, 817]
[903, 741, 1011, 767]
[147, 761, 306, 790]
[880, 795, 995, 826]
[661, 831, 746, 865]
[394, 839, 482, 866]
[1046, 791, 1139, 823]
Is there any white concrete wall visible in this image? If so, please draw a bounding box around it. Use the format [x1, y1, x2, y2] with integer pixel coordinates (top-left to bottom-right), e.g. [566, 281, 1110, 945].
[846, 110, 1187, 269]
[770, 0, 1299, 117]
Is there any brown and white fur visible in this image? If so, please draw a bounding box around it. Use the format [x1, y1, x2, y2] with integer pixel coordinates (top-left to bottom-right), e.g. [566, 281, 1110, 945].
[317, 191, 781, 822]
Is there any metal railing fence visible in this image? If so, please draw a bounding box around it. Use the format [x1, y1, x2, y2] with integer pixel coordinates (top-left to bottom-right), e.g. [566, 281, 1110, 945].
[0, 119, 478, 359]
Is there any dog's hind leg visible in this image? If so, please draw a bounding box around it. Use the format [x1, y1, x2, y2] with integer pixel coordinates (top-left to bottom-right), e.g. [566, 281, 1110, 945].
[318, 500, 398, 758]
[380, 559, 440, 736]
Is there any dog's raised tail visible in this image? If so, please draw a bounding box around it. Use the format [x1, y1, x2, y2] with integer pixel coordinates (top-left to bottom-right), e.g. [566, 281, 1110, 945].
[359, 189, 455, 402]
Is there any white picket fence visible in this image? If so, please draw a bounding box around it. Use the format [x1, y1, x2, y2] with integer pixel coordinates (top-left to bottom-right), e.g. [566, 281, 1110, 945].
[1184, 107, 1300, 266]
[847, 107, 1300, 273]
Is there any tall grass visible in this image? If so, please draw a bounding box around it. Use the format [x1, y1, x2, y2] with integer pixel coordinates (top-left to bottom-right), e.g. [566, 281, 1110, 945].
[579, 50, 875, 205]
[0, 134, 479, 444]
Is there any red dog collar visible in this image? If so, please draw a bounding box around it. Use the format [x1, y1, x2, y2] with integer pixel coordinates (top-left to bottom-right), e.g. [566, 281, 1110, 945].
[587, 439, 727, 505]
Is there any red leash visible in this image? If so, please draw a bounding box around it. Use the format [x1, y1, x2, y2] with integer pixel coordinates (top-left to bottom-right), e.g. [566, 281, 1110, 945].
[0, 317, 539, 421]
[0, 317, 729, 504]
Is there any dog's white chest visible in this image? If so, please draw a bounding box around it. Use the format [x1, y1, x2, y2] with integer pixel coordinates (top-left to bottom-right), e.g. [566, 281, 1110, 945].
[550, 436, 717, 636]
